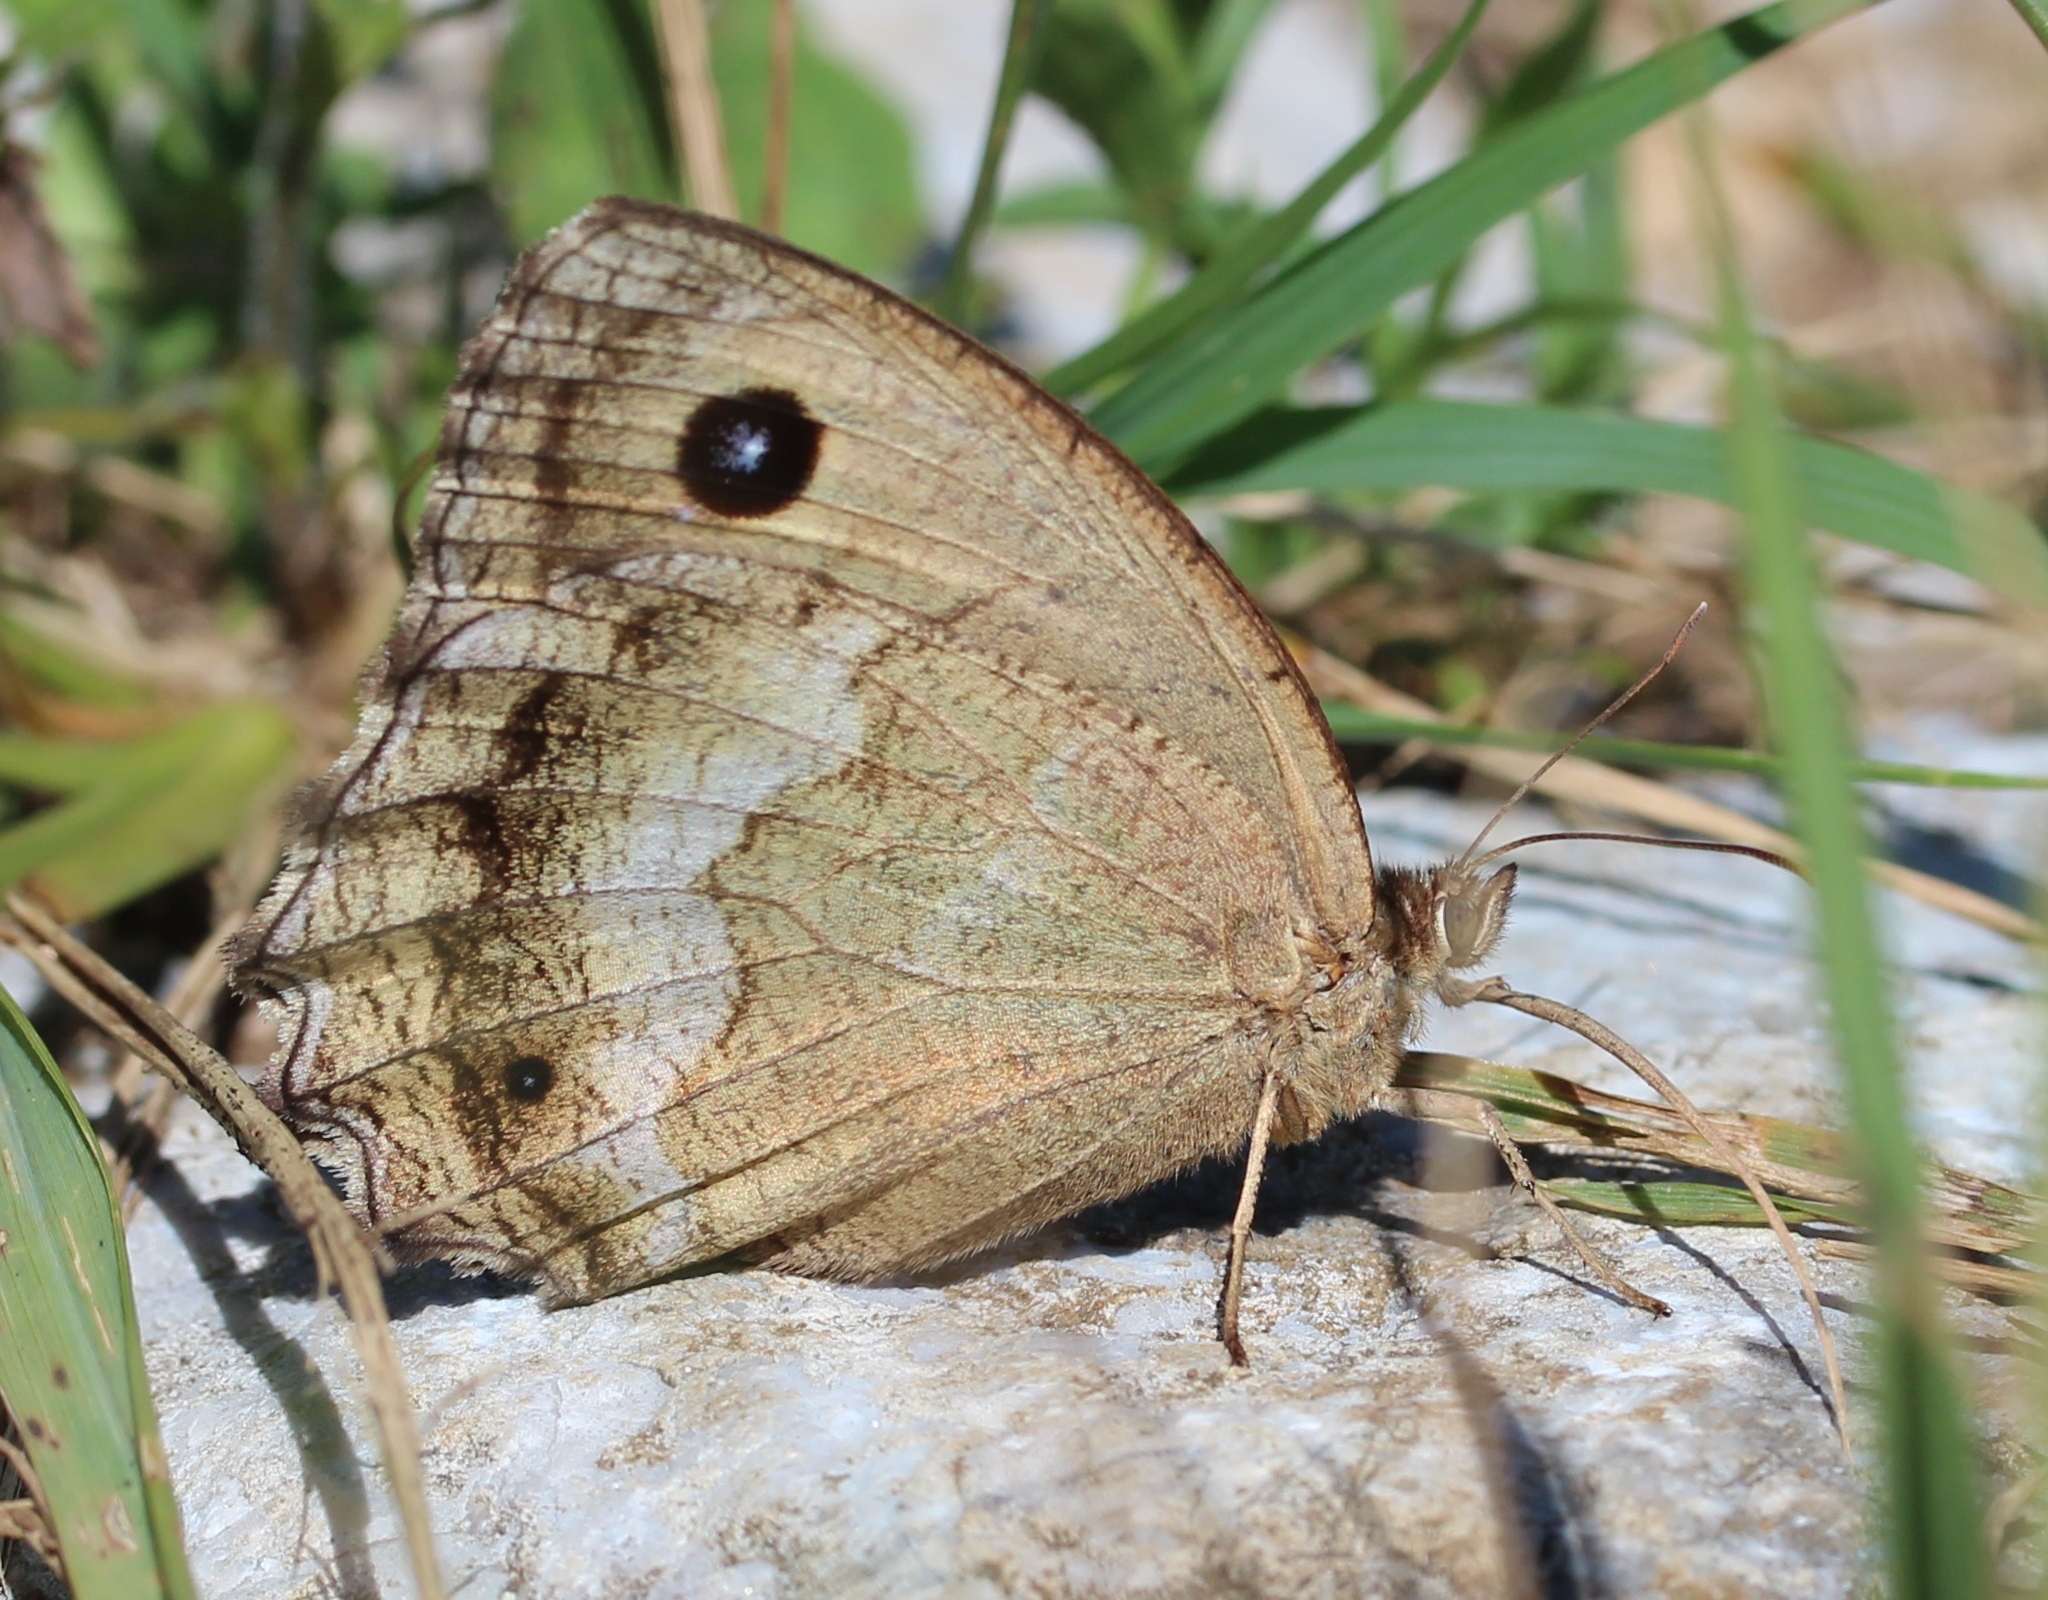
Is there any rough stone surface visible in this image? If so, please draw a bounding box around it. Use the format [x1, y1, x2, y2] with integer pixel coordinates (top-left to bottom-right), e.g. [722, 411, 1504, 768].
[124, 782, 2043, 1600]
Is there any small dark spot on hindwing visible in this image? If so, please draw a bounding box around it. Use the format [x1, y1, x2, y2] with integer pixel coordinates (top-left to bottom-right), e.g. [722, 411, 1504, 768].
[504, 1055, 555, 1103]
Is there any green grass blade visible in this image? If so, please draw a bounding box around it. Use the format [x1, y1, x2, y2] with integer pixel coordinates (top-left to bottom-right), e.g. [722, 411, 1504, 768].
[0, 988, 194, 1598]
[1315, 706, 2048, 788]
[1044, 0, 1493, 397]
[0, 616, 154, 715]
[1706, 99, 1984, 1597]
[2004, 0, 2048, 51]
[1091, 0, 1868, 472]
[1189, 0, 1279, 113]
[0, 701, 296, 920]
[1170, 398, 2048, 602]
[0, 733, 168, 796]
[1543, 1178, 1851, 1229]
[934, 0, 1055, 326]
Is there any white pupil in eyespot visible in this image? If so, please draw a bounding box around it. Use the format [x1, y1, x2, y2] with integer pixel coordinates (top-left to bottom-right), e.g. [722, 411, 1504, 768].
[718, 421, 773, 476]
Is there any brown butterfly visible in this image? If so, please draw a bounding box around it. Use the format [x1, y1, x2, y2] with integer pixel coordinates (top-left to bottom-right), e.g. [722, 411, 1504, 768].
[231, 198, 1679, 1364]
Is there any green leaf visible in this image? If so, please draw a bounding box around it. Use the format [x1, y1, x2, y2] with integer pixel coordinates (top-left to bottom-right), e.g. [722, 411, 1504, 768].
[1188, 0, 1279, 112]
[1029, 0, 1205, 254]
[0, 616, 152, 715]
[1047, 0, 1493, 397]
[1092, 0, 1869, 472]
[311, 0, 412, 85]
[993, 181, 1130, 228]
[0, 987, 195, 1598]
[490, 0, 677, 246]
[1709, 102, 1984, 1593]
[1314, 707, 2048, 788]
[0, 701, 296, 920]
[711, 0, 924, 280]
[1544, 1178, 1850, 1229]
[1168, 399, 2048, 603]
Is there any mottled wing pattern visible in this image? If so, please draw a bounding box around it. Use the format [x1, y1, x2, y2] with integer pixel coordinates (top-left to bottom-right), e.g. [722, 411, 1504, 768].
[233, 200, 1386, 1302]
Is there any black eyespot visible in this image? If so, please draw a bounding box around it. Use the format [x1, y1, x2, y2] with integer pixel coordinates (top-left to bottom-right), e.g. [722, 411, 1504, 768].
[503, 1055, 554, 1104]
[677, 387, 821, 518]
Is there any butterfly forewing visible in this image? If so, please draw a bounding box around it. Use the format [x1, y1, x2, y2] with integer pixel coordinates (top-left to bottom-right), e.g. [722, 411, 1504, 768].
[234, 200, 1392, 1301]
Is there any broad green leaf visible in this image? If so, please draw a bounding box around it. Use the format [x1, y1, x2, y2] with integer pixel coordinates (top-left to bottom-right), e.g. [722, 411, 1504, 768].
[491, 0, 677, 245]
[0, 701, 296, 920]
[1092, 0, 1870, 471]
[0, 987, 194, 1598]
[8, 0, 209, 120]
[1027, 0, 1263, 256]
[710, 0, 923, 280]
[312, 0, 412, 86]
[1168, 399, 2048, 604]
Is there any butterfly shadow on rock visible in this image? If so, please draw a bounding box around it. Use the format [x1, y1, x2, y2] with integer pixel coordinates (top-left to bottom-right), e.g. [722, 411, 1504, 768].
[1063, 1111, 1621, 1600]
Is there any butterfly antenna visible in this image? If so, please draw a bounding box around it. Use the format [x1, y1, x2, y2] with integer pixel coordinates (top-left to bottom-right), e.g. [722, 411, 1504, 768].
[1462, 830, 1805, 878]
[1452, 602, 1708, 875]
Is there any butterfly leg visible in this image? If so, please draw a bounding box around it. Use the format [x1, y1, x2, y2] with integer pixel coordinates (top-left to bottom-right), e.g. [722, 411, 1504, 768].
[1219, 1065, 1285, 1367]
[1471, 1099, 1669, 1317]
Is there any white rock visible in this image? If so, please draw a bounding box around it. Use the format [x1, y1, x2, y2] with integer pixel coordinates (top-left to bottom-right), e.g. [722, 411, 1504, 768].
[128, 785, 2041, 1599]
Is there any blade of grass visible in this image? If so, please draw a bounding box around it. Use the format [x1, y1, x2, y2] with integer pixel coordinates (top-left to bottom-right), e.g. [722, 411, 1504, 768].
[1170, 398, 2048, 604]
[1545, 1178, 1850, 1228]
[0, 986, 195, 1598]
[1189, 0, 1278, 111]
[0, 899, 449, 1600]
[760, 0, 797, 234]
[2004, 0, 2048, 52]
[652, 0, 737, 217]
[0, 702, 297, 921]
[1090, 0, 1870, 473]
[1397, 1051, 2036, 1260]
[1317, 707, 2048, 789]
[1299, 638, 2039, 940]
[934, 0, 1055, 327]
[1045, 0, 1493, 396]
[0, 615, 154, 717]
[1693, 59, 1984, 1595]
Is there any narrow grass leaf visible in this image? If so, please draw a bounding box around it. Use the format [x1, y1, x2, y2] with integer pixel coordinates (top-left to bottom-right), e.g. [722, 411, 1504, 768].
[0, 701, 296, 920]
[1706, 99, 1984, 1593]
[1045, 0, 1493, 397]
[0, 616, 154, 716]
[1092, 0, 1869, 472]
[1171, 398, 2048, 602]
[2003, 0, 2048, 52]
[0, 986, 194, 1598]
[934, 0, 1054, 326]
[1317, 705, 2048, 788]
[1544, 1178, 1850, 1229]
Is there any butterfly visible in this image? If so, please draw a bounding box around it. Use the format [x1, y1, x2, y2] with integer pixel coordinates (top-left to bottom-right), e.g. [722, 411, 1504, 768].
[230, 197, 1540, 1363]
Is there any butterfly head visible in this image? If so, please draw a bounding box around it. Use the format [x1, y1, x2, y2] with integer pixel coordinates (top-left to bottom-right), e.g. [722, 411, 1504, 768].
[1371, 859, 1517, 1000]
